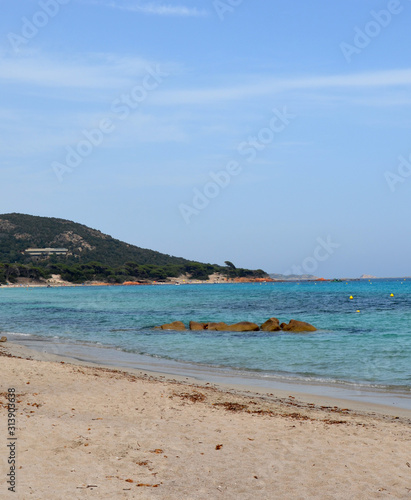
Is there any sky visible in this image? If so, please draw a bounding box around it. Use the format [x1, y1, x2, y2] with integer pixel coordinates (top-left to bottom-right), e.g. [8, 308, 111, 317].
[1, 0, 411, 278]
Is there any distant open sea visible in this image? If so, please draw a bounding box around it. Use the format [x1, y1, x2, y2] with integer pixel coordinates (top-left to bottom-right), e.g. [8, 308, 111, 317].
[1, 279, 410, 400]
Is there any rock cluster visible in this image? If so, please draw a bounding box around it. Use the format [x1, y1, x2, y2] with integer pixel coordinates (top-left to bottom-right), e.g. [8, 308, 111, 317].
[159, 318, 316, 333]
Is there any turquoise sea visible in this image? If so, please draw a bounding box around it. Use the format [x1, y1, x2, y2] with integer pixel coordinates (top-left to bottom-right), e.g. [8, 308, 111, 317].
[1, 279, 410, 402]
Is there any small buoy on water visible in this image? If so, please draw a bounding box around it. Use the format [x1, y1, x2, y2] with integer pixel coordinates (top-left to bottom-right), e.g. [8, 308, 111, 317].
[390, 293, 394, 297]
[349, 296, 353, 300]
[356, 310, 360, 313]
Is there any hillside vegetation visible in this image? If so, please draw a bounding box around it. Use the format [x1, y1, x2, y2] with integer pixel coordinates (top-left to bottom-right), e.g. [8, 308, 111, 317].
[0, 213, 266, 284]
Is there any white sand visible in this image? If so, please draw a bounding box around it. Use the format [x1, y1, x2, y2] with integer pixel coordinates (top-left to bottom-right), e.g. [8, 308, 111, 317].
[1, 343, 410, 499]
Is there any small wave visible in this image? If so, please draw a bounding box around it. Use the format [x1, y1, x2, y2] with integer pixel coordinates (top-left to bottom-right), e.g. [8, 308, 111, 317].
[110, 328, 136, 332]
[7, 332, 33, 337]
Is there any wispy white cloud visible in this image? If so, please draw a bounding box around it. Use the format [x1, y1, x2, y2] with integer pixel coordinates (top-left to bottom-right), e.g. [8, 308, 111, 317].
[152, 69, 411, 105]
[89, 1, 207, 17]
[2, 51, 411, 110]
[0, 52, 170, 89]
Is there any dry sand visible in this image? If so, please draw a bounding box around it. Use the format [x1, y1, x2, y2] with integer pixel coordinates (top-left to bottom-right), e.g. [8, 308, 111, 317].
[1, 342, 410, 499]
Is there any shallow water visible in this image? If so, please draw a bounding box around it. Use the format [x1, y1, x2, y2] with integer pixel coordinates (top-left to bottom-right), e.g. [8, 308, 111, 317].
[0, 279, 410, 393]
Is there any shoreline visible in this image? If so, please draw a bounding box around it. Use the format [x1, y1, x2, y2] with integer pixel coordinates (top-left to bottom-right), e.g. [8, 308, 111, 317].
[4, 334, 411, 417]
[2, 276, 406, 289]
[1, 339, 411, 498]
[0, 273, 273, 288]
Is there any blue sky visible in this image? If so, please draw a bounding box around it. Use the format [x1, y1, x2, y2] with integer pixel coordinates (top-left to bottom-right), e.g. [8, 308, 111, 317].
[1, 0, 411, 277]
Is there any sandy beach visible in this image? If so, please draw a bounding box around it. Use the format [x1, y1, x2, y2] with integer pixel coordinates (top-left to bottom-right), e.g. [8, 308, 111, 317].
[0, 342, 410, 499]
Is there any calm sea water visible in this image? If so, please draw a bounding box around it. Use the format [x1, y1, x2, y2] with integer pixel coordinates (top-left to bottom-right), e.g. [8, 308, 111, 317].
[1, 280, 410, 392]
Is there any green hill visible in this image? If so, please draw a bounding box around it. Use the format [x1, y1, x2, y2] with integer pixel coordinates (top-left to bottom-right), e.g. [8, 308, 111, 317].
[0, 213, 266, 284]
[0, 213, 191, 267]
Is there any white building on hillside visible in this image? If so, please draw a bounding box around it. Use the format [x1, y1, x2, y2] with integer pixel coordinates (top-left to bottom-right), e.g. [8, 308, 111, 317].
[25, 248, 68, 257]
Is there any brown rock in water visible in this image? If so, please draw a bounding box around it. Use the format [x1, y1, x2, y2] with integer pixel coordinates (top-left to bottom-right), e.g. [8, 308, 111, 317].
[260, 318, 281, 332]
[205, 322, 230, 331]
[280, 319, 317, 332]
[198, 321, 261, 332]
[160, 321, 186, 331]
[189, 321, 205, 331]
[0, 336, 7, 342]
[225, 322, 260, 332]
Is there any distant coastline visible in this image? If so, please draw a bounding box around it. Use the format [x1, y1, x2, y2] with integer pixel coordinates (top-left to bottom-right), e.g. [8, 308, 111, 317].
[0, 274, 409, 288]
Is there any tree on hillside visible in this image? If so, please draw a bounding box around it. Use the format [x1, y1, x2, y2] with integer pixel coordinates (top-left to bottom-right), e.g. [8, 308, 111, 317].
[224, 260, 236, 270]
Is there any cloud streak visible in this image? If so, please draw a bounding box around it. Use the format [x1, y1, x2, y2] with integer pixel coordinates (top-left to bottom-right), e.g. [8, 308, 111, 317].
[0, 52, 167, 89]
[92, 1, 207, 17]
[2, 50, 411, 101]
[152, 68, 411, 105]
[2, 50, 411, 121]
